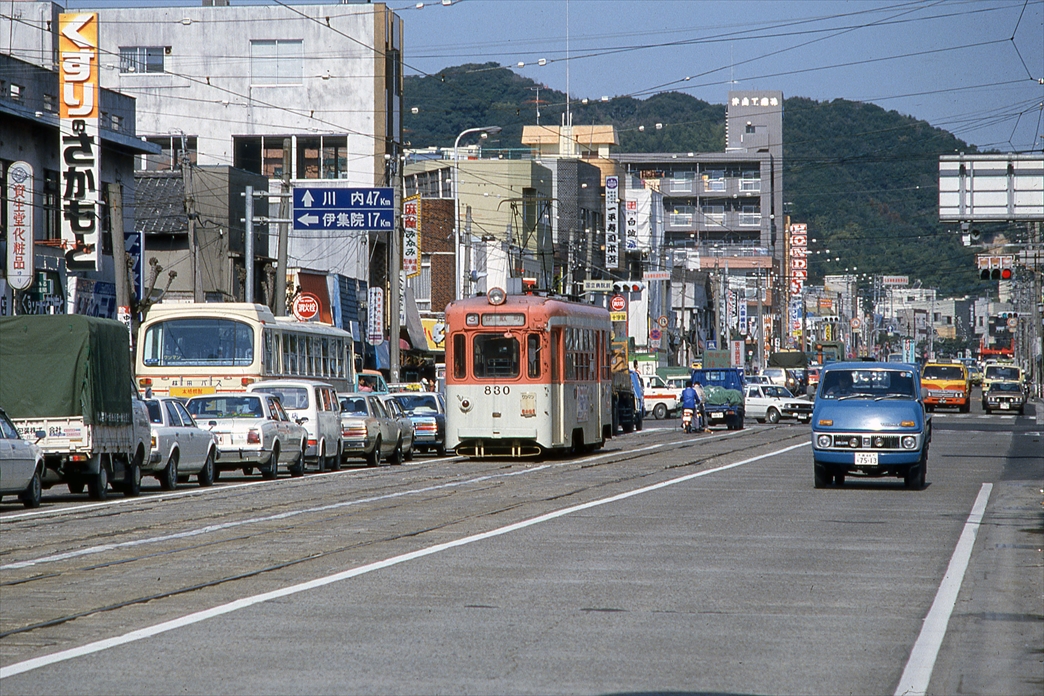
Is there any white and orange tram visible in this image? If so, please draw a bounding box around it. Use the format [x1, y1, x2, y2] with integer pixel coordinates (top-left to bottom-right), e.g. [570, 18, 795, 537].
[445, 288, 614, 457]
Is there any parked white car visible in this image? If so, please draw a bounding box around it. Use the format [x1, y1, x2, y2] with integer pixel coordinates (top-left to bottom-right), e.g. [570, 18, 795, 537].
[744, 384, 813, 424]
[186, 394, 306, 480]
[0, 407, 44, 508]
[642, 375, 681, 420]
[337, 393, 403, 466]
[248, 380, 342, 472]
[144, 398, 219, 490]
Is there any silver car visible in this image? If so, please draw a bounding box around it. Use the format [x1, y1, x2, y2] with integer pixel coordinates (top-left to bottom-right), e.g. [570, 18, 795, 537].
[0, 408, 44, 508]
[338, 393, 403, 466]
[187, 394, 306, 480]
[145, 398, 219, 490]
[377, 394, 414, 462]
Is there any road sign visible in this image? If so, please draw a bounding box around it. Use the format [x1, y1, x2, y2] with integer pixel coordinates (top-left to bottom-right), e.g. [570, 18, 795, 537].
[657, 315, 669, 328]
[1006, 317, 1018, 329]
[609, 294, 627, 312]
[850, 317, 862, 329]
[650, 327, 662, 342]
[292, 292, 321, 321]
[610, 311, 627, 322]
[292, 187, 394, 231]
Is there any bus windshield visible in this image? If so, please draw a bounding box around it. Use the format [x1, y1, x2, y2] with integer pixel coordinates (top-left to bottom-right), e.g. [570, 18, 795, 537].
[142, 318, 254, 367]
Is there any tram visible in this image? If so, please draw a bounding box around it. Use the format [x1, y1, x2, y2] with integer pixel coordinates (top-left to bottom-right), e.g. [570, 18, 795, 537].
[445, 288, 613, 457]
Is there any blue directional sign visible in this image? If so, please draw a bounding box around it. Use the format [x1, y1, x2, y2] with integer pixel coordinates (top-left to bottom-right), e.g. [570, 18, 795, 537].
[292, 187, 395, 232]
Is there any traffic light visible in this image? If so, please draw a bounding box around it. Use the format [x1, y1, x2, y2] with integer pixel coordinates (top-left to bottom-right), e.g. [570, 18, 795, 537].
[613, 281, 645, 294]
[977, 255, 1014, 280]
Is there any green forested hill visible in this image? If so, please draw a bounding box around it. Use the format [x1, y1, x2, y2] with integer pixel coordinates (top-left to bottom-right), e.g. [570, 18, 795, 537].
[404, 63, 984, 297]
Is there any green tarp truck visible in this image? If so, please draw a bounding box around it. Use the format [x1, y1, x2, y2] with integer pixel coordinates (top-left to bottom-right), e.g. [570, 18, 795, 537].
[0, 315, 150, 499]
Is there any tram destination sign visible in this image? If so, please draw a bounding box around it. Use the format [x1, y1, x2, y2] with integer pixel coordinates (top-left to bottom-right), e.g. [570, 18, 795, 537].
[293, 187, 395, 231]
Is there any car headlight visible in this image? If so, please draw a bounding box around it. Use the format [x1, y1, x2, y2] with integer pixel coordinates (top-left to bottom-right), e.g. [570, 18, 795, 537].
[816, 434, 832, 448]
[901, 436, 917, 449]
[848, 436, 860, 448]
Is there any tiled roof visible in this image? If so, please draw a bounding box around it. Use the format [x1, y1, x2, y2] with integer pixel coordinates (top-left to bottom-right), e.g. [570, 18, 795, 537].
[135, 171, 187, 235]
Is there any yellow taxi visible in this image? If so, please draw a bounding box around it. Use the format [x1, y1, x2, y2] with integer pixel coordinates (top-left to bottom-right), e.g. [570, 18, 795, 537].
[920, 362, 971, 413]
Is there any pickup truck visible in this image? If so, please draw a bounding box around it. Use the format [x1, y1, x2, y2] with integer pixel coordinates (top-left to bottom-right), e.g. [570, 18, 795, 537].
[0, 315, 151, 500]
[691, 368, 746, 430]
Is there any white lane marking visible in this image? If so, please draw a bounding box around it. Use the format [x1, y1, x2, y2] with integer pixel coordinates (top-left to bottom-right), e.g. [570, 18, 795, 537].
[2, 435, 689, 570]
[894, 483, 993, 696]
[0, 441, 809, 679]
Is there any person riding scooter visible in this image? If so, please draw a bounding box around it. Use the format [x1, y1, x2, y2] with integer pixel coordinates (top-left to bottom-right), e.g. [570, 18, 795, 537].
[680, 380, 699, 433]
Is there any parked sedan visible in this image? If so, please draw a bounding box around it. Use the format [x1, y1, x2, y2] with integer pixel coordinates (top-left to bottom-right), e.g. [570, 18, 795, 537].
[145, 398, 219, 490]
[391, 392, 447, 456]
[0, 407, 44, 508]
[338, 393, 404, 466]
[745, 384, 813, 424]
[186, 394, 306, 479]
[377, 394, 414, 462]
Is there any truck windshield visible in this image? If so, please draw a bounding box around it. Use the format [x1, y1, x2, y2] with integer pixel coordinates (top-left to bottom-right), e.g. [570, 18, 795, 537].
[819, 369, 916, 399]
[142, 318, 254, 367]
[922, 365, 964, 380]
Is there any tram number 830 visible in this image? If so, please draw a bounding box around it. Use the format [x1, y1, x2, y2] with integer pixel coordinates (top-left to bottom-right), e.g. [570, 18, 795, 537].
[484, 385, 511, 395]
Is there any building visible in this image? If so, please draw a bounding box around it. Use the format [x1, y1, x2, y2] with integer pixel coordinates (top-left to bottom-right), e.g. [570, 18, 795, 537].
[4, 0, 404, 287]
[1, 52, 156, 317]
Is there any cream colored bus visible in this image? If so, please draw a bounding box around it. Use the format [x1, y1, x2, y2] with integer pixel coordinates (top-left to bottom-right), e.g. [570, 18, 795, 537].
[136, 303, 356, 398]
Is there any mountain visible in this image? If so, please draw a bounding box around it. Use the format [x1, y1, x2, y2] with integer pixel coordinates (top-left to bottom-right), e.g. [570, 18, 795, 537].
[404, 63, 984, 297]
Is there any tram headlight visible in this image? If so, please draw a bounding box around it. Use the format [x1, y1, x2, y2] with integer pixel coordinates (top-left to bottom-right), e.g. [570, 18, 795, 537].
[460, 398, 473, 413]
[487, 287, 507, 306]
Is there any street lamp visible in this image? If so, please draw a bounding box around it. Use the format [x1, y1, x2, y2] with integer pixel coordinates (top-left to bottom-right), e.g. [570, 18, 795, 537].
[454, 125, 502, 299]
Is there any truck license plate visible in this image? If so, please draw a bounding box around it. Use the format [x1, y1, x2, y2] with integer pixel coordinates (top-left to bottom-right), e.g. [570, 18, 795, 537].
[855, 452, 878, 466]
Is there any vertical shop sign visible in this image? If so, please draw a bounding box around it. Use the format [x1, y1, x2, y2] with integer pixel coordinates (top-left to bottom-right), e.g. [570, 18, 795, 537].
[367, 286, 384, 345]
[604, 176, 619, 269]
[624, 198, 638, 251]
[402, 194, 421, 278]
[59, 13, 101, 271]
[5, 162, 34, 290]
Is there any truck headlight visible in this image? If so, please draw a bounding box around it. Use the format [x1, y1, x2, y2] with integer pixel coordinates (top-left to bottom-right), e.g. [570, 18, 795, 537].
[816, 434, 832, 448]
[901, 436, 917, 449]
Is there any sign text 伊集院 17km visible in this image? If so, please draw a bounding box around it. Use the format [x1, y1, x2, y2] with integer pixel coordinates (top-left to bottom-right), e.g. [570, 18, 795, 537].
[292, 187, 394, 231]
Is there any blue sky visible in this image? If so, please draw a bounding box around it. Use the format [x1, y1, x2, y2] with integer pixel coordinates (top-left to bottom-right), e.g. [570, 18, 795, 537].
[61, 0, 1044, 151]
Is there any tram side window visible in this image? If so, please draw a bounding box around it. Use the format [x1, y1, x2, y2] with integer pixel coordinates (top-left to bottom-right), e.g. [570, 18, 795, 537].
[527, 334, 541, 378]
[452, 334, 466, 379]
[473, 334, 520, 378]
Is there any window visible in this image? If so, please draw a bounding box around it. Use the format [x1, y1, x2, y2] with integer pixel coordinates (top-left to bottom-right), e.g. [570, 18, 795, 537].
[473, 334, 519, 379]
[703, 170, 726, 191]
[43, 93, 56, 112]
[164, 401, 184, 427]
[119, 47, 164, 74]
[9, 83, 23, 101]
[701, 204, 725, 223]
[740, 205, 761, 226]
[142, 318, 254, 368]
[669, 205, 694, 226]
[745, 123, 756, 134]
[527, 334, 541, 378]
[250, 39, 303, 86]
[452, 334, 466, 379]
[740, 170, 761, 191]
[143, 136, 197, 172]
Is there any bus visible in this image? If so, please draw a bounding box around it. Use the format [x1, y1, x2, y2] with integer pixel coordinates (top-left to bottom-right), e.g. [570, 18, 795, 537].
[445, 289, 613, 457]
[136, 303, 356, 398]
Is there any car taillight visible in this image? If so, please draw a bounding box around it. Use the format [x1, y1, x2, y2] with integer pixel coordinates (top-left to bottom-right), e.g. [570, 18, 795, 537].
[307, 439, 317, 448]
[247, 429, 261, 444]
[151, 435, 157, 449]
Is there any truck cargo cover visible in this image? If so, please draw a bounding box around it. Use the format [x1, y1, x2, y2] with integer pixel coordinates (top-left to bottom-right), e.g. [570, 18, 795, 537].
[0, 315, 134, 425]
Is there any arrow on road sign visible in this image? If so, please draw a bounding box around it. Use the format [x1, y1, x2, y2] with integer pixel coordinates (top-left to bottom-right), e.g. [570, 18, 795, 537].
[298, 213, 319, 226]
[301, 191, 314, 208]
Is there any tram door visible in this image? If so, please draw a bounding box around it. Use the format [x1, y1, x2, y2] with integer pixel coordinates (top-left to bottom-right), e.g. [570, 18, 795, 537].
[550, 328, 562, 445]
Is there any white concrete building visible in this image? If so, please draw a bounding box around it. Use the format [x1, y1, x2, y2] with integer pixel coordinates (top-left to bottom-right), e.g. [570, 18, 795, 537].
[4, 1, 403, 281]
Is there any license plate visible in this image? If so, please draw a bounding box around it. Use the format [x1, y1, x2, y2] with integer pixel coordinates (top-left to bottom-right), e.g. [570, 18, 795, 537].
[855, 452, 878, 466]
[938, 399, 947, 404]
[1000, 403, 1009, 410]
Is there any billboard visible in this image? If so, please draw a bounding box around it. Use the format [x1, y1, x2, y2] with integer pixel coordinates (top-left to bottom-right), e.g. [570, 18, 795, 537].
[402, 194, 421, 278]
[604, 176, 620, 269]
[939, 154, 1043, 222]
[5, 161, 34, 290]
[59, 13, 101, 271]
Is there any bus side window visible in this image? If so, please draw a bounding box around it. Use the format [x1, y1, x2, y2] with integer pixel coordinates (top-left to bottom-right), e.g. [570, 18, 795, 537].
[452, 334, 466, 379]
[527, 334, 541, 378]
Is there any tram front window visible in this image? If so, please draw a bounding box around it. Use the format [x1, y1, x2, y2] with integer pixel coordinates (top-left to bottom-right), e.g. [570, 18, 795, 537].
[473, 334, 520, 378]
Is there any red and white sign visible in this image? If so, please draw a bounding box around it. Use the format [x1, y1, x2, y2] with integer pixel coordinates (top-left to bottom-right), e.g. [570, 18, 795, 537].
[292, 292, 321, 321]
[402, 194, 421, 278]
[643, 271, 670, 282]
[5, 161, 34, 290]
[881, 275, 909, 287]
[730, 340, 744, 368]
[59, 13, 101, 271]
[609, 294, 627, 312]
[789, 223, 807, 297]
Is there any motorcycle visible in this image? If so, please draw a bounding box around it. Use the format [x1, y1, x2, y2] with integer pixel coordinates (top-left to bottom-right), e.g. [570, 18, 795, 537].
[682, 408, 695, 433]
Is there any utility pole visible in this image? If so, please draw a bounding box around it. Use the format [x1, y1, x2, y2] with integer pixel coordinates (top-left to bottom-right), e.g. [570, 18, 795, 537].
[388, 154, 401, 384]
[244, 185, 254, 304]
[181, 154, 202, 302]
[274, 139, 291, 315]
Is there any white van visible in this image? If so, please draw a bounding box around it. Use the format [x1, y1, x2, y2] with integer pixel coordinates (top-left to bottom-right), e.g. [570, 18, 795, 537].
[248, 380, 342, 472]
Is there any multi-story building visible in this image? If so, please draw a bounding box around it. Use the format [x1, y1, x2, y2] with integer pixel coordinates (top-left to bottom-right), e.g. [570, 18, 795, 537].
[1, 53, 155, 317]
[4, 0, 403, 290]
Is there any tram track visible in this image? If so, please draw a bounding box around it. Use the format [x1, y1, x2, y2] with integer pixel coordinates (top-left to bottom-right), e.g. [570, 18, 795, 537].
[0, 425, 808, 655]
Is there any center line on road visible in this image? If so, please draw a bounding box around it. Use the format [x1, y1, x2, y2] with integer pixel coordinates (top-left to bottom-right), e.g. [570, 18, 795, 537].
[894, 482, 993, 696]
[0, 441, 808, 679]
